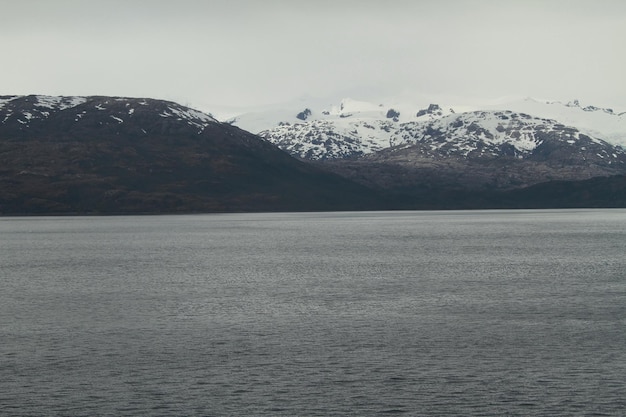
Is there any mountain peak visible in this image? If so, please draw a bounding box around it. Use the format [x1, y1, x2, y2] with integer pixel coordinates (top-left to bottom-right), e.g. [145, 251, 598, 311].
[0, 95, 219, 135]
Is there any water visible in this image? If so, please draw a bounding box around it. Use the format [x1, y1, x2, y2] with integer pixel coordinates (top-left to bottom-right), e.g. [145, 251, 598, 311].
[1, 210, 625, 416]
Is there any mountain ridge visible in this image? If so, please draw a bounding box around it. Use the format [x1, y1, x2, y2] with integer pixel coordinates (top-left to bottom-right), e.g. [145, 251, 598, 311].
[2, 94, 626, 214]
[228, 95, 626, 149]
[0, 94, 382, 214]
[229, 95, 626, 198]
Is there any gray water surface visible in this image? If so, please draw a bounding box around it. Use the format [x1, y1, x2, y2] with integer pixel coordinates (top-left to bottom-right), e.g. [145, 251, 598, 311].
[1, 210, 625, 416]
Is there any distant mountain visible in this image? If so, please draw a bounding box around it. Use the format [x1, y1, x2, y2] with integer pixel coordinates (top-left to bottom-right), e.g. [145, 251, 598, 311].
[482, 97, 626, 147]
[351, 109, 626, 189]
[0, 95, 380, 214]
[226, 96, 626, 195]
[232, 96, 626, 159]
[234, 98, 456, 159]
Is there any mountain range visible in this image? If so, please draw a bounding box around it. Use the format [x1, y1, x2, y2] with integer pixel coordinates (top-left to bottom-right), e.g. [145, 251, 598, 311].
[230, 96, 626, 196]
[1, 94, 625, 214]
[230, 96, 626, 148]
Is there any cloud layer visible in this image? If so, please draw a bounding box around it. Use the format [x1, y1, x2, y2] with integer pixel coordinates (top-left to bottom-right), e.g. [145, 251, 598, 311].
[2, 0, 625, 112]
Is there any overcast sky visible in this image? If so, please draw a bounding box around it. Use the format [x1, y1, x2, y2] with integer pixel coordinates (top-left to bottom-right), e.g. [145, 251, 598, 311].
[2, 0, 625, 114]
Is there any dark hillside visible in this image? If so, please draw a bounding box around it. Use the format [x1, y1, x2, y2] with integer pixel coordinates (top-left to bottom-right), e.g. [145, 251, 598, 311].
[0, 95, 381, 214]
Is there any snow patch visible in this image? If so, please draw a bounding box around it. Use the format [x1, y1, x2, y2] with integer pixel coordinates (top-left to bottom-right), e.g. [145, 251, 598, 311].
[162, 105, 217, 131]
[0, 96, 18, 109]
[35, 95, 87, 110]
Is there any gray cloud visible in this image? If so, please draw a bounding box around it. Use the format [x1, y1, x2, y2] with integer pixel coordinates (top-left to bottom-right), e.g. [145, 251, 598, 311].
[2, 0, 625, 111]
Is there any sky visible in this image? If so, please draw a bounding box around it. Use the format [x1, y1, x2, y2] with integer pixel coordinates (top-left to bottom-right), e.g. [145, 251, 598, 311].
[2, 0, 626, 116]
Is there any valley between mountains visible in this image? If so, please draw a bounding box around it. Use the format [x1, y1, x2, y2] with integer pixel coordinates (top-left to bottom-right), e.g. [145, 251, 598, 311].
[1, 94, 625, 214]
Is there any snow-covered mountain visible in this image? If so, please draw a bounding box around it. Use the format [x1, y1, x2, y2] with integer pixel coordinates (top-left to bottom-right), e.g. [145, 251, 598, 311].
[224, 95, 626, 192]
[227, 96, 626, 161]
[247, 99, 457, 159]
[483, 97, 626, 147]
[356, 110, 626, 189]
[0, 94, 219, 133]
[387, 110, 623, 163]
